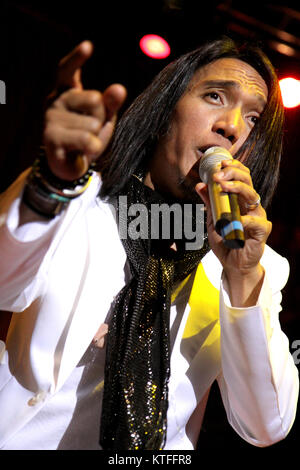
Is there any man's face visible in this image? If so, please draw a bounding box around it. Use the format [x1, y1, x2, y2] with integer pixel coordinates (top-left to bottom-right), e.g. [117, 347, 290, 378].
[144, 57, 268, 201]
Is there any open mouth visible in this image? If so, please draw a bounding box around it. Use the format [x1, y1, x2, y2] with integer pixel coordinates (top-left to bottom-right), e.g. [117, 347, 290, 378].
[194, 145, 216, 178]
[197, 145, 217, 156]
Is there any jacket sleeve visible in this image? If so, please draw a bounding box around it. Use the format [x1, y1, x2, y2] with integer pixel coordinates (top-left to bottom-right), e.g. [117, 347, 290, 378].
[217, 246, 299, 447]
[0, 170, 66, 312]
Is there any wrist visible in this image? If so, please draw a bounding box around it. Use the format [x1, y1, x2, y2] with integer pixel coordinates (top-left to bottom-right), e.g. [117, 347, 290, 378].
[223, 264, 265, 307]
[23, 178, 69, 219]
[23, 148, 94, 219]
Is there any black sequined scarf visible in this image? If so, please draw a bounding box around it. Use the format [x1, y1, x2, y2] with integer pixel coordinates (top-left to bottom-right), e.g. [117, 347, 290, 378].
[100, 175, 209, 450]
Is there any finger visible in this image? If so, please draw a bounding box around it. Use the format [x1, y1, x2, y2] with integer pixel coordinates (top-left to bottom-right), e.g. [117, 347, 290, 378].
[216, 180, 263, 214]
[213, 165, 252, 187]
[102, 84, 127, 120]
[194, 183, 217, 241]
[44, 126, 102, 157]
[53, 85, 127, 125]
[93, 323, 109, 348]
[96, 84, 127, 148]
[54, 89, 106, 121]
[45, 108, 102, 135]
[241, 215, 272, 242]
[47, 147, 90, 181]
[221, 158, 251, 173]
[195, 182, 209, 205]
[56, 40, 94, 90]
[97, 120, 116, 151]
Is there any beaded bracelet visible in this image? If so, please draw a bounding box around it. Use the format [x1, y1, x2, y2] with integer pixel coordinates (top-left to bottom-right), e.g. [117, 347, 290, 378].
[23, 149, 95, 218]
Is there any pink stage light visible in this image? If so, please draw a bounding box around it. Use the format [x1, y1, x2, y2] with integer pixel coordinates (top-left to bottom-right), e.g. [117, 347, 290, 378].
[139, 34, 171, 59]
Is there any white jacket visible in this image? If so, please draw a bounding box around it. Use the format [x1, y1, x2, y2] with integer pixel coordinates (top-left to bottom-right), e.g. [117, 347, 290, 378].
[0, 171, 298, 449]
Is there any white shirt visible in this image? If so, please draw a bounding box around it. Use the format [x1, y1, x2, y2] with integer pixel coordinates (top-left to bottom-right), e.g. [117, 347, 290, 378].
[0, 171, 298, 449]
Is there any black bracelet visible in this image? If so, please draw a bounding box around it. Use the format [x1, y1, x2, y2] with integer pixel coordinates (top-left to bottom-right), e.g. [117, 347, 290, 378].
[34, 148, 95, 197]
[23, 180, 69, 219]
[23, 149, 95, 218]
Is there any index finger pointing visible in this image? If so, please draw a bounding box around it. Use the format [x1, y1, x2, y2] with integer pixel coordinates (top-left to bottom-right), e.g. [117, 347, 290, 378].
[56, 40, 94, 90]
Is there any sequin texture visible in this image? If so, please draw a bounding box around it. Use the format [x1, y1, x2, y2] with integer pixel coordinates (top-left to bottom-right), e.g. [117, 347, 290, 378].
[100, 175, 209, 450]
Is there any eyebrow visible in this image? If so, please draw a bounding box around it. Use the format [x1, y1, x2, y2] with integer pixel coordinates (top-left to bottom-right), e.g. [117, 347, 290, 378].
[202, 79, 267, 107]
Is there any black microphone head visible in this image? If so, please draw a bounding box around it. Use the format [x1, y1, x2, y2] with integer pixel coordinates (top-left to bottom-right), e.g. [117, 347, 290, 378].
[199, 146, 233, 183]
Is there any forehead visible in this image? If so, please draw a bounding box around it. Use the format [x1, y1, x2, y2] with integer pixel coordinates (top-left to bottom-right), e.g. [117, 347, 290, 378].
[190, 57, 268, 104]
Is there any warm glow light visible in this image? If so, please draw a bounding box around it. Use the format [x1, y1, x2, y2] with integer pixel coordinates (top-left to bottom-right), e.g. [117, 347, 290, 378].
[139, 34, 170, 59]
[279, 77, 300, 108]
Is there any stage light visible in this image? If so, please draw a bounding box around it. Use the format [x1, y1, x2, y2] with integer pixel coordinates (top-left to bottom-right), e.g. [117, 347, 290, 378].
[139, 34, 171, 59]
[279, 77, 300, 108]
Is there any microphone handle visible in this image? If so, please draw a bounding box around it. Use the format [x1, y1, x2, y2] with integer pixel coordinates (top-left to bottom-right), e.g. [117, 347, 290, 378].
[209, 181, 245, 249]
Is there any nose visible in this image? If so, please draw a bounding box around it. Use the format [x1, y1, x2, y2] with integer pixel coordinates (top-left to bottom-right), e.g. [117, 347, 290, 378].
[212, 108, 244, 145]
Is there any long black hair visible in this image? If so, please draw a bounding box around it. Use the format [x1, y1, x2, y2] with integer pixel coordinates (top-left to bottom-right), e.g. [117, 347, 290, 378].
[100, 37, 284, 208]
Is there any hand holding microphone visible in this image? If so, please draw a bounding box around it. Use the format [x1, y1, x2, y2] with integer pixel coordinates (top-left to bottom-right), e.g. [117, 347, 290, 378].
[198, 146, 245, 249]
[197, 146, 272, 306]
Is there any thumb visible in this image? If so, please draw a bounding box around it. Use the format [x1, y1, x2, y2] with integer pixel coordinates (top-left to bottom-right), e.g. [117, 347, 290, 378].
[56, 40, 94, 90]
[195, 182, 209, 207]
[195, 182, 214, 230]
[102, 83, 128, 120]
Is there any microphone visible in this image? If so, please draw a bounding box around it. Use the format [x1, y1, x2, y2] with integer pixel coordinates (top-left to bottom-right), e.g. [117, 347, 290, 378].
[199, 146, 245, 249]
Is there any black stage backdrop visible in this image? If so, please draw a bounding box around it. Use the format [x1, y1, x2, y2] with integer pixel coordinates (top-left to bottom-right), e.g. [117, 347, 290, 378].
[0, 0, 299, 455]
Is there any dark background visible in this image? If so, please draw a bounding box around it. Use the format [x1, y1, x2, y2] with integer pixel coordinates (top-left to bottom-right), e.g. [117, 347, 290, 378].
[0, 0, 299, 454]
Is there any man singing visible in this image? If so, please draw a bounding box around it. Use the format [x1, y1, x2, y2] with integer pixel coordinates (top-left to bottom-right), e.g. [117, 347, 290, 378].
[0, 37, 298, 450]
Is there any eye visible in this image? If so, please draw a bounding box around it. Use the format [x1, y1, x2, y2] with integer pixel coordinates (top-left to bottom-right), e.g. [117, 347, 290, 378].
[249, 115, 259, 126]
[205, 91, 221, 102]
